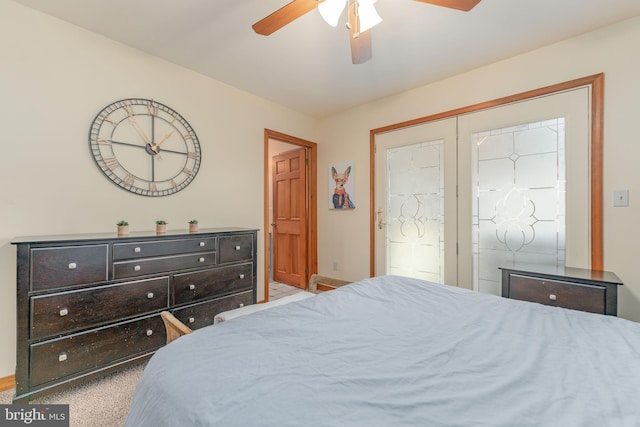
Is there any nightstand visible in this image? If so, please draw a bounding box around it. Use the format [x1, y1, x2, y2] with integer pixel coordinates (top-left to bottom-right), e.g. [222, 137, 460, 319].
[500, 264, 623, 316]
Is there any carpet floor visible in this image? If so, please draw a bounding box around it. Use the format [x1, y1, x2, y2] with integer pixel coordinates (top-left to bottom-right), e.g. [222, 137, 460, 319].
[0, 362, 146, 427]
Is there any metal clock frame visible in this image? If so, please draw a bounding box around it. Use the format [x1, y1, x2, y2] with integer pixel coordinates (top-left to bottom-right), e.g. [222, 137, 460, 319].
[89, 98, 201, 197]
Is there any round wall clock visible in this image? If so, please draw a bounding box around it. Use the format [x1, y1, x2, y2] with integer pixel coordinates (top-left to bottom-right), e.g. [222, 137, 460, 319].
[89, 98, 201, 197]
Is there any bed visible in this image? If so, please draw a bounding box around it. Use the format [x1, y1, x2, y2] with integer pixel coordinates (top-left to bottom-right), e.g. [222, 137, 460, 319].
[125, 275, 640, 427]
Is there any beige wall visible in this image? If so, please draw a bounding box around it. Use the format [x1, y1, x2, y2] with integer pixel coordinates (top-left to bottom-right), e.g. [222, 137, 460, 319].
[0, 1, 318, 378]
[317, 16, 640, 323]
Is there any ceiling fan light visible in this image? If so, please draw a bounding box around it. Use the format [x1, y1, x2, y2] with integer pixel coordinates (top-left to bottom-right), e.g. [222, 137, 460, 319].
[319, 0, 347, 27]
[357, 1, 382, 33]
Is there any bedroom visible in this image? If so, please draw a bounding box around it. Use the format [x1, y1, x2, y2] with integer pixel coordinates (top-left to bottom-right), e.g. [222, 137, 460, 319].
[0, 0, 639, 418]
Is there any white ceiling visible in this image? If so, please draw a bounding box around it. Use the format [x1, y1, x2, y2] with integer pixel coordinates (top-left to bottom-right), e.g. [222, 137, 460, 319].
[11, 0, 640, 118]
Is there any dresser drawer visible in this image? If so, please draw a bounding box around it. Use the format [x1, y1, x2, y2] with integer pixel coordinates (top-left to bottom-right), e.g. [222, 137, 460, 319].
[29, 315, 164, 387]
[30, 245, 108, 291]
[174, 263, 253, 305]
[30, 277, 170, 339]
[113, 237, 217, 261]
[113, 252, 217, 279]
[172, 292, 253, 330]
[219, 235, 253, 264]
[509, 274, 606, 314]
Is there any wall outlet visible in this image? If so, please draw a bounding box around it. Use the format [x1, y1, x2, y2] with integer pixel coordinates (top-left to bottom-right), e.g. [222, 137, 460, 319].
[332, 261, 339, 271]
[614, 190, 629, 207]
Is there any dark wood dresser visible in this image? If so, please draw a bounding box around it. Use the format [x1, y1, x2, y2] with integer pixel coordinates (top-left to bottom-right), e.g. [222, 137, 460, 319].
[12, 227, 257, 403]
[500, 264, 623, 316]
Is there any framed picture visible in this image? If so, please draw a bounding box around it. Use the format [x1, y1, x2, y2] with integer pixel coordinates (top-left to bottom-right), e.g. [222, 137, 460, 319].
[329, 160, 356, 209]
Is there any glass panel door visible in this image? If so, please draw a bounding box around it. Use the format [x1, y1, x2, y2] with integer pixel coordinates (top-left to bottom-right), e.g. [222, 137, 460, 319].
[386, 140, 445, 282]
[374, 118, 458, 284]
[471, 118, 566, 295]
[458, 87, 591, 293]
[374, 87, 591, 292]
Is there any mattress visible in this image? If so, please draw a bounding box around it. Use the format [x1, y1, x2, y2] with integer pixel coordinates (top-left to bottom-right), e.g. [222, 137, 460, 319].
[213, 291, 315, 323]
[125, 275, 640, 427]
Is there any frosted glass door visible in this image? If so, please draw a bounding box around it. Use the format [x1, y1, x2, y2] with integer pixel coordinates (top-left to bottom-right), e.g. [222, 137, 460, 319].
[471, 119, 566, 295]
[373, 87, 590, 291]
[386, 141, 444, 282]
[374, 118, 457, 284]
[458, 88, 591, 294]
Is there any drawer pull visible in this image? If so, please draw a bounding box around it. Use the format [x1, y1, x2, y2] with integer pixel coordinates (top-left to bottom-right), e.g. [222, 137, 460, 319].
[146, 329, 153, 336]
[59, 308, 69, 317]
[68, 262, 77, 270]
[58, 353, 68, 362]
[198, 257, 205, 262]
[188, 317, 195, 324]
[549, 294, 557, 301]
[189, 284, 196, 290]
[134, 247, 141, 253]
[134, 265, 141, 271]
[239, 274, 245, 279]
[147, 292, 154, 299]
[199, 242, 205, 247]
[235, 245, 241, 251]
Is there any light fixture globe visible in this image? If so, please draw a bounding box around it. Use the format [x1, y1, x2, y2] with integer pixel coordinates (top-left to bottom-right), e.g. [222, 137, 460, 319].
[356, 0, 382, 33]
[319, 0, 347, 27]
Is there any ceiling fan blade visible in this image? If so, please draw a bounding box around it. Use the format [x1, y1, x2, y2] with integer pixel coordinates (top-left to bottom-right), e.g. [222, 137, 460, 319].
[348, 1, 372, 64]
[413, 0, 481, 12]
[252, 0, 320, 36]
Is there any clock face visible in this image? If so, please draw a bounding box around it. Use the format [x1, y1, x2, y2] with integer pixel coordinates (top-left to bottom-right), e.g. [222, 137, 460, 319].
[89, 98, 201, 197]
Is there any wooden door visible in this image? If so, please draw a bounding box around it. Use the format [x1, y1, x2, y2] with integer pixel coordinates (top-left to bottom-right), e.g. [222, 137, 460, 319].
[272, 148, 307, 288]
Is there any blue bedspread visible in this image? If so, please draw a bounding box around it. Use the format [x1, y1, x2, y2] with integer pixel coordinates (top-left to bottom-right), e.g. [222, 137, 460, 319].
[125, 276, 640, 427]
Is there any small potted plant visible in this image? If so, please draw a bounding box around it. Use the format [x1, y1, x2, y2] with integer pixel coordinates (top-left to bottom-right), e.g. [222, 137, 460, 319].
[116, 220, 129, 236]
[155, 220, 167, 234]
[188, 219, 199, 233]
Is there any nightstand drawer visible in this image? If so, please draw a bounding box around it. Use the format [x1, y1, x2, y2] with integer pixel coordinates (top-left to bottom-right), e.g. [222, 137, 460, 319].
[30, 277, 170, 339]
[113, 237, 217, 261]
[172, 292, 253, 330]
[219, 235, 253, 264]
[30, 245, 108, 291]
[509, 274, 606, 314]
[29, 315, 164, 387]
[174, 263, 253, 305]
[113, 252, 217, 279]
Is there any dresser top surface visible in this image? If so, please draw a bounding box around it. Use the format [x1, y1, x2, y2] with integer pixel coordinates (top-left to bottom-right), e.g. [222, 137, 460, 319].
[12, 227, 258, 245]
[500, 263, 623, 285]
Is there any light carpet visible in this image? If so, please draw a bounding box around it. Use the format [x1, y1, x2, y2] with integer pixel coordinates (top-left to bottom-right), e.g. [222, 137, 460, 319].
[0, 362, 146, 427]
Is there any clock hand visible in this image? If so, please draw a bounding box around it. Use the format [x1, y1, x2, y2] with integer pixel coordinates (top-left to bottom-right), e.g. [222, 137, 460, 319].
[150, 131, 174, 154]
[129, 117, 151, 145]
[156, 131, 173, 146]
[123, 105, 151, 146]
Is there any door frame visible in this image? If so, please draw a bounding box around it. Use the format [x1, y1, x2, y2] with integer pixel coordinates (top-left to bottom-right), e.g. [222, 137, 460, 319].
[369, 74, 605, 277]
[263, 129, 318, 302]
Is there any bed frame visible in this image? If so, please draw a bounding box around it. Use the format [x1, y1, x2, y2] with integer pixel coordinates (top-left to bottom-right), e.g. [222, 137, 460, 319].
[160, 274, 352, 344]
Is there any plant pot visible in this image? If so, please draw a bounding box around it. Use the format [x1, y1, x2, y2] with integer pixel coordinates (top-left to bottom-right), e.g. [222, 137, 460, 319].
[189, 223, 198, 233]
[156, 224, 167, 234]
[117, 225, 129, 236]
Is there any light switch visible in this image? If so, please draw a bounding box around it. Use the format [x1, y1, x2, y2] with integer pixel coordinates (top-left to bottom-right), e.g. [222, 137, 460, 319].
[614, 190, 629, 207]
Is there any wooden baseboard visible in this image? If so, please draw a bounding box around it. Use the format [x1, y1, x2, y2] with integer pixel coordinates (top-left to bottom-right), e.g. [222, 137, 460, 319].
[0, 374, 15, 392]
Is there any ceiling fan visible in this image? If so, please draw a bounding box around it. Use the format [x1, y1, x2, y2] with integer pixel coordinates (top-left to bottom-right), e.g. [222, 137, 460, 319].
[252, 0, 481, 64]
